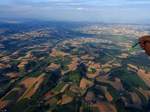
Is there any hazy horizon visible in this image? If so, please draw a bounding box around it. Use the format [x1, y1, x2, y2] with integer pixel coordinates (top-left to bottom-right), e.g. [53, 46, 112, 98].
[0, 0, 150, 23]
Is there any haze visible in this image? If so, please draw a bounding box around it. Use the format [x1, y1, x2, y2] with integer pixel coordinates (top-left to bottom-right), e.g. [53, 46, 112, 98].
[0, 0, 150, 23]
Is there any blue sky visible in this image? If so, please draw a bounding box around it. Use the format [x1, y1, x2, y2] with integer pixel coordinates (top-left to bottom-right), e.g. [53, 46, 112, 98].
[0, 0, 150, 23]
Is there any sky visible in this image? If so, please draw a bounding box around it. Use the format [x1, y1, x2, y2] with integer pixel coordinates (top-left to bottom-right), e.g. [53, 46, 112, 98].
[0, 0, 150, 23]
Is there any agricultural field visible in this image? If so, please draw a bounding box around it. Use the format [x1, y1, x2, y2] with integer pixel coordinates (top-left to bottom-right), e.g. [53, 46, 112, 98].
[0, 21, 150, 112]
